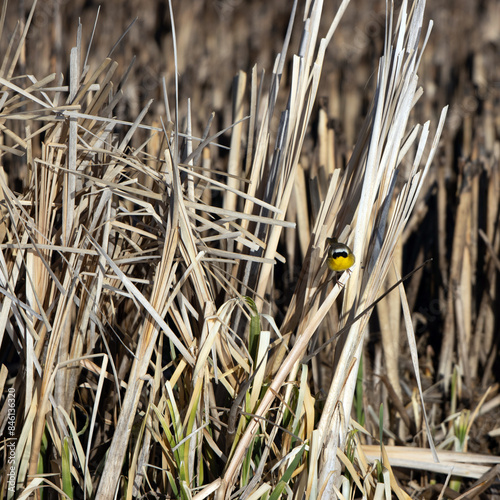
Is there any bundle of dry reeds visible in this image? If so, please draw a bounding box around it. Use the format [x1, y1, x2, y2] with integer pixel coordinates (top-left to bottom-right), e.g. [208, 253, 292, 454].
[1, 1, 500, 499]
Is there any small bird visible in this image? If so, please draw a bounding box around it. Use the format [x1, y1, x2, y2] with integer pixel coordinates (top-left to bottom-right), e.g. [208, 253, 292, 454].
[326, 237, 355, 272]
